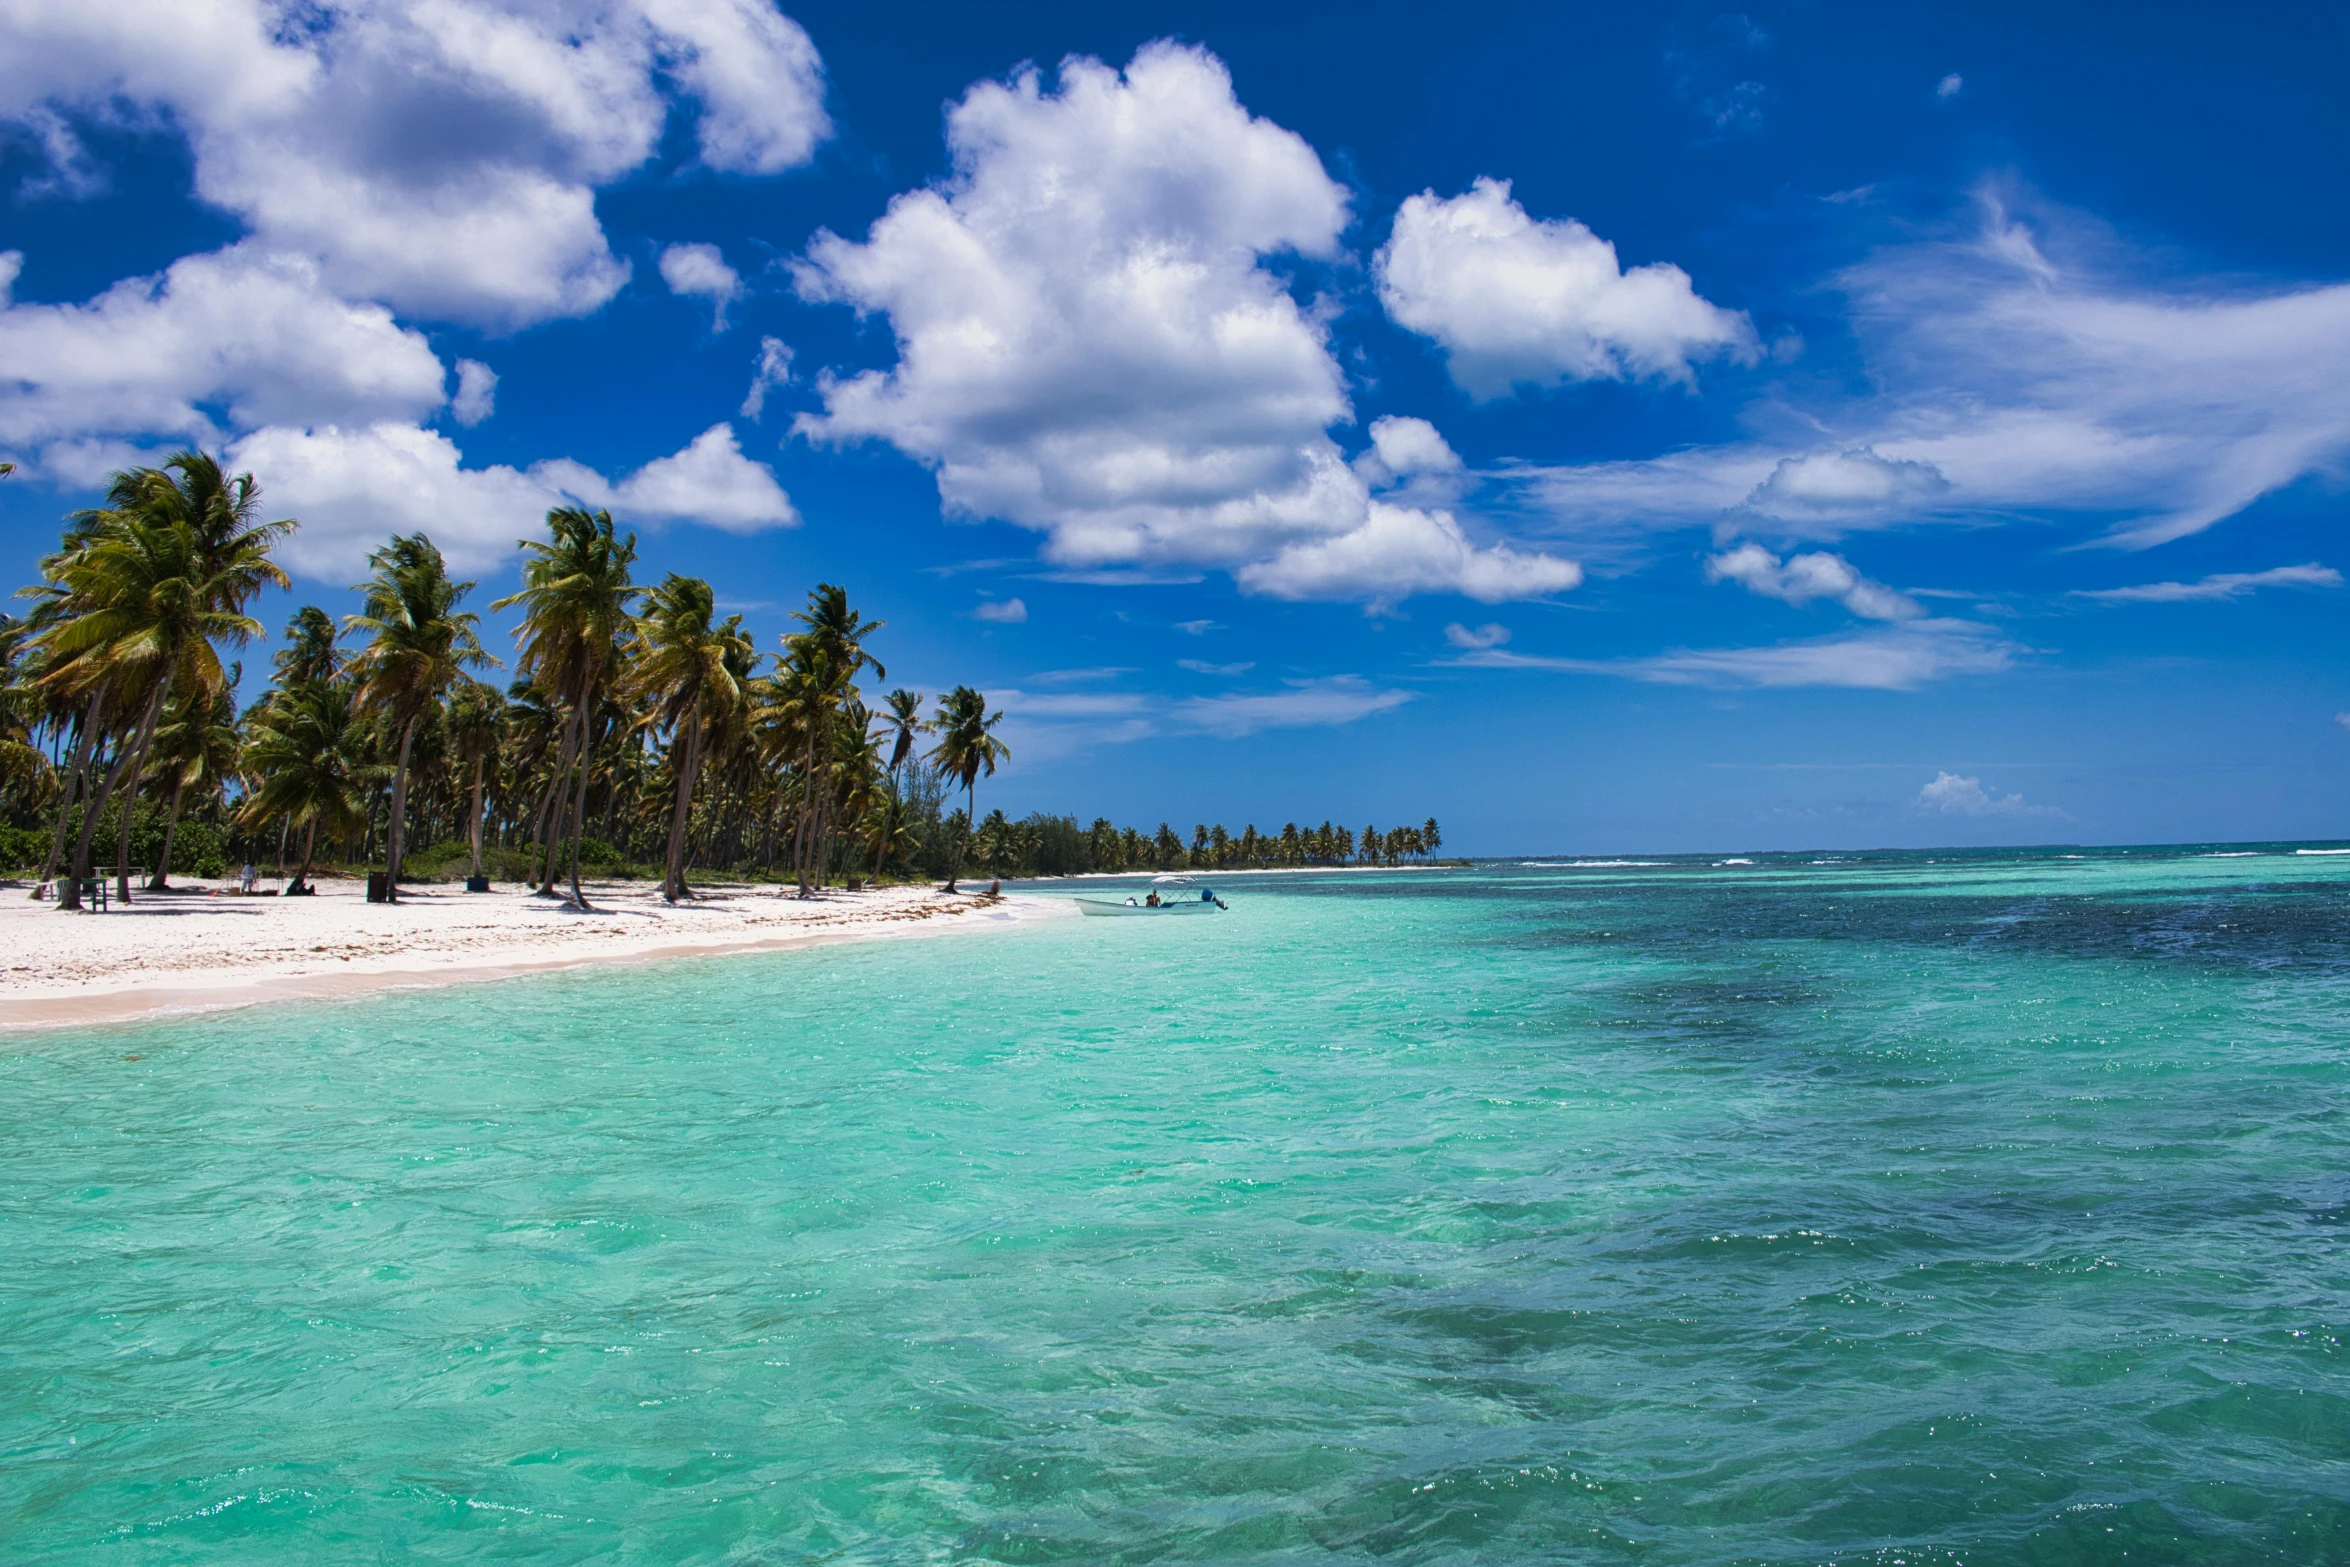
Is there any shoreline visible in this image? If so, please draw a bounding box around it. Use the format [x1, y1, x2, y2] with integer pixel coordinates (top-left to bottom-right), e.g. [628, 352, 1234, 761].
[0, 879, 1066, 1035]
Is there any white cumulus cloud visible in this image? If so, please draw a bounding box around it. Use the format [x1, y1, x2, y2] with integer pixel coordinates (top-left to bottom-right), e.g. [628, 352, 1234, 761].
[787, 43, 1572, 606]
[971, 597, 1028, 623]
[0, 0, 830, 329]
[1353, 414, 1462, 487]
[537, 423, 797, 534]
[793, 42, 1356, 569]
[1238, 503, 1581, 608]
[1744, 447, 1950, 524]
[229, 422, 565, 577]
[659, 242, 742, 330]
[1705, 542, 1921, 619]
[231, 419, 796, 577]
[450, 359, 497, 426]
[0, 246, 446, 451]
[1916, 771, 2060, 817]
[1376, 176, 1757, 397]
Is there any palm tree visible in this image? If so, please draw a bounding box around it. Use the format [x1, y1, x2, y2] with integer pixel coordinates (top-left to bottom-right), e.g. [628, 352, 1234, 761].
[796, 584, 885, 685]
[927, 685, 1007, 892]
[345, 534, 493, 899]
[492, 508, 637, 910]
[779, 585, 883, 897]
[274, 605, 344, 687]
[866, 688, 927, 881]
[756, 638, 840, 896]
[37, 454, 291, 907]
[240, 677, 367, 895]
[145, 673, 242, 888]
[0, 612, 52, 826]
[879, 688, 926, 783]
[627, 574, 749, 902]
[859, 786, 919, 878]
[444, 679, 504, 883]
[1422, 818, 1442, 861]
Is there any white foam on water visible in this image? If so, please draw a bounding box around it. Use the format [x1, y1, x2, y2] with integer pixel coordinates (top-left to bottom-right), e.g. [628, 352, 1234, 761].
[1714, 858, 1756, 866]
[2296, 848, 2350, 855]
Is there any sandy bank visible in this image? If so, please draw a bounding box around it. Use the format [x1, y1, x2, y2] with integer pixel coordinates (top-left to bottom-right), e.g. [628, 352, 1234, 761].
[0, 878, 1066, 1032]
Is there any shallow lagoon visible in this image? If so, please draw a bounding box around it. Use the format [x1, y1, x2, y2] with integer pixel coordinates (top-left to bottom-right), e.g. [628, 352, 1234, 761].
[7, 847, 2350, 1563]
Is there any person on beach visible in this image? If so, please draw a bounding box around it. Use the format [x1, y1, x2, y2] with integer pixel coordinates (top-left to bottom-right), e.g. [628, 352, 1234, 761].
[240, 863, 258, 894]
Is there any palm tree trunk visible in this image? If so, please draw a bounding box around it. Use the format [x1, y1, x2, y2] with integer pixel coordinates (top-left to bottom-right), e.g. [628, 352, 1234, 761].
[468, 754, 487, 878]
[565, 740, 593, 907]
[149, 775, 188, 890]
[109, 683, 169, 907]
[536, 698, 583, 895]
[794, 729, 819, 898]
[59, 731, 126, 912]
[386, 713, 419, 902]
[291, 817, 318, 894]
[65, 678, 166, 909]
[663, 711, 703, 903]
[37, 693, 102, 896]
[565, 671, 601, 910]
[944, 779, 974, 892]
[527, 766, 559, 889]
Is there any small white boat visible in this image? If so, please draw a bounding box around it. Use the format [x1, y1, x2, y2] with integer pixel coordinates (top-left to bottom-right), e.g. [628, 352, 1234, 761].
[1075, 874, 1228, 917]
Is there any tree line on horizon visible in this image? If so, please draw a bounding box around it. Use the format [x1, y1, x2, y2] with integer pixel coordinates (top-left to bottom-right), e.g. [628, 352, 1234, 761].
[0, 452, 1444, 904]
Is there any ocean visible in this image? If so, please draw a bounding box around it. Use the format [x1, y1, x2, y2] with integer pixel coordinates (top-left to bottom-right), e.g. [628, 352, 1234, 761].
[6, 846, 2350, 1563]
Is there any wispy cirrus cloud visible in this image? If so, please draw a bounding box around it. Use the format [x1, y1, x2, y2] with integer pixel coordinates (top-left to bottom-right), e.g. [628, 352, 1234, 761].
[1440, 618, 2017, 690]
[988, 671, 1412, 758]
[2073, 563, 2340, 603]
[1173, 676, 1412, 737]
[1500, 189, 2350, 555]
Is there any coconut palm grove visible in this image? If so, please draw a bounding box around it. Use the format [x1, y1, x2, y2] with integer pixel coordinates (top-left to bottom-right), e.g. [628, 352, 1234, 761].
[0, 453, 1443, 903]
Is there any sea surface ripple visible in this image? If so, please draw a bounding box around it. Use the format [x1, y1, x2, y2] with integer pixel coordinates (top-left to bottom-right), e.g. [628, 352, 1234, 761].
[6, 846, 2350, 1564]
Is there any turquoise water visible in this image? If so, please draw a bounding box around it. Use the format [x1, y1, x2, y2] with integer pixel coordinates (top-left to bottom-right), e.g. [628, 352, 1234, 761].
[8, 847, 2350, 1564]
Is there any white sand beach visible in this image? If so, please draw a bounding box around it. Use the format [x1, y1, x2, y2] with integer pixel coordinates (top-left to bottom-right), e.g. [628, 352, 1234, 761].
[0, 878, 1062, 1031]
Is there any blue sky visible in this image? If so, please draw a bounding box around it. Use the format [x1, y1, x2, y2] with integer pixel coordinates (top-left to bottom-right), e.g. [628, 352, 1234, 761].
[2, 0, 2346, 853]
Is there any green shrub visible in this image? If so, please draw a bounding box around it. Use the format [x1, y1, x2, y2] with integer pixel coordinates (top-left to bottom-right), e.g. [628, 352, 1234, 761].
[16, 801, 228, 878]
[0, 822, 44, 872]
[168, 819, 228, 879]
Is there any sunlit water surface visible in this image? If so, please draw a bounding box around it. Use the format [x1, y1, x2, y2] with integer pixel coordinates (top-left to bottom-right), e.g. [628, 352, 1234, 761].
[8, 847, 2350, 1564]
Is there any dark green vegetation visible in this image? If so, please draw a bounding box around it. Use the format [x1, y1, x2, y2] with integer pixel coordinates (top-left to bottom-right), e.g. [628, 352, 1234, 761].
[0, 451, 1441, 898]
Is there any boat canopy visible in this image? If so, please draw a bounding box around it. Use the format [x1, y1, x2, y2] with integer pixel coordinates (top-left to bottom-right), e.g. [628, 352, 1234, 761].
[1149, 874, 1196, 886]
